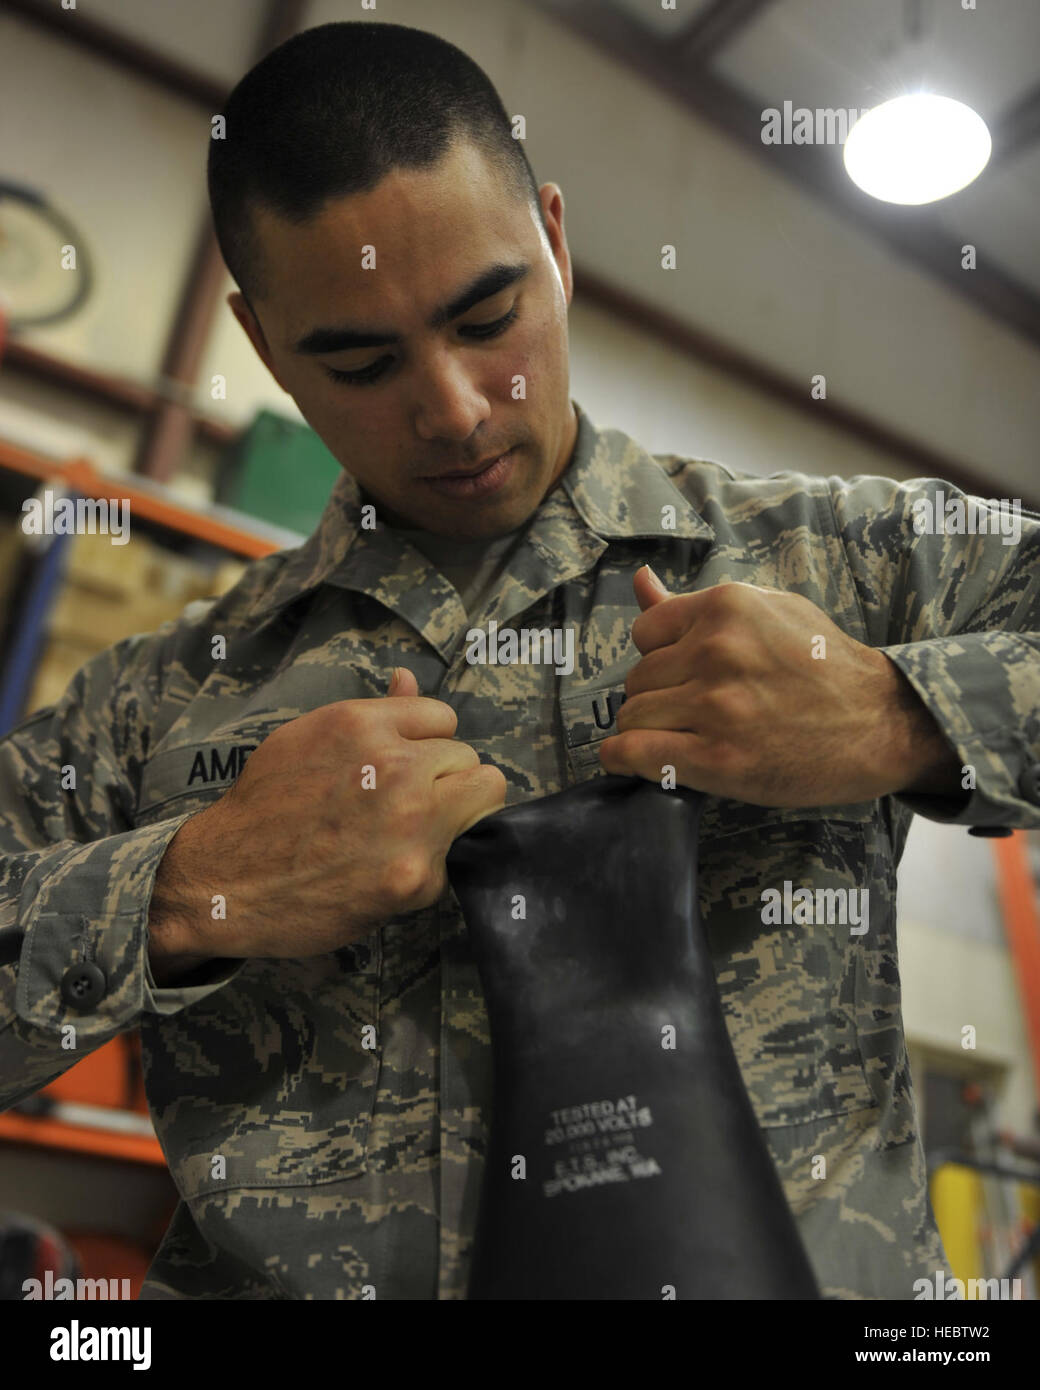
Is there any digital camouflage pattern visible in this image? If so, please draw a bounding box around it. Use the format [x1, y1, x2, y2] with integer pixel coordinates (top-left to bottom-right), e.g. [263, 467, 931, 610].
[1, 399, 1039, 1299]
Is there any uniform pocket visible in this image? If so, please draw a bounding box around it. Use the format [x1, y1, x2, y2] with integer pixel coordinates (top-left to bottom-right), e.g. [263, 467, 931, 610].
[140, 944, 381, 1198]
[697, 801, 882, 1129]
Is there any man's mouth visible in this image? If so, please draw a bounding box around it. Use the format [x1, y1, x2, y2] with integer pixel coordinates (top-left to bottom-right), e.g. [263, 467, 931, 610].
[421, 447, 518, 497]
[424, 450, 514, 480]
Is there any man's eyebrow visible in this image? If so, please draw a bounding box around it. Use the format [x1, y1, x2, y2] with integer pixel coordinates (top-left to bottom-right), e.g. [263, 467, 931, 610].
[291, 261, 531, 355]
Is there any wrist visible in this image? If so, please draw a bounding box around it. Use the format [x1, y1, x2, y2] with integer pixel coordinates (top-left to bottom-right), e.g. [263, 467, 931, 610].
[870, 650, 961, 796]
[148, 810, 224, 978]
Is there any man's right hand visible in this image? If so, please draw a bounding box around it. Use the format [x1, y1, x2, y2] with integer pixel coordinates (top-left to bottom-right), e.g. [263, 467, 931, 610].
[146, 667, 506, 980]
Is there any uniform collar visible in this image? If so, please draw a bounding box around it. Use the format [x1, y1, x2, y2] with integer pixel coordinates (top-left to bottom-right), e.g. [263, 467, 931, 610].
[246, 400, 714, 623]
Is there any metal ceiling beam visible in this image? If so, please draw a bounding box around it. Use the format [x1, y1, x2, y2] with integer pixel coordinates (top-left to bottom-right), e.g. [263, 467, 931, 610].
[1, 341, 236, 447]
[991, 80, 1040, 168]
[675, 0, 781, 67]
[2, 0, 227, 108]
[529, 0, 1040, 351]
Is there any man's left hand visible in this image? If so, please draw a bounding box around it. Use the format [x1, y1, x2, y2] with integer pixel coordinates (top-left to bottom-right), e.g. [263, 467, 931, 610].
[597, 570, 962, 807]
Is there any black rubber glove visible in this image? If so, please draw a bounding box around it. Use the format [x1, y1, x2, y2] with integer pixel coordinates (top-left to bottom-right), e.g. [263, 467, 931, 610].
[446, 772, 820, 1300]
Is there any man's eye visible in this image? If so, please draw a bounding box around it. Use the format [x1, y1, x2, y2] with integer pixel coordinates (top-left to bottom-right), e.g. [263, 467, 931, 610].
[460, 306, 519, 340]
[323, 307, 519, 387]
[324, 357, 391, 386]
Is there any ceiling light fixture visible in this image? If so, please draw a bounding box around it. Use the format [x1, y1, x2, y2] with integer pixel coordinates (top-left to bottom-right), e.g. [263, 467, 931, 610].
[843, 94, 992, 205]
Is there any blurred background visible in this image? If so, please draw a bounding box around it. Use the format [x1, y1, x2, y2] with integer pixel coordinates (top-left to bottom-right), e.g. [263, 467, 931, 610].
[0, 0, 1038, 1299]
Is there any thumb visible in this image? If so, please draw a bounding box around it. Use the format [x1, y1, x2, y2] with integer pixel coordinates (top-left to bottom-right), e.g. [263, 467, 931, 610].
[635, 563, 670, 612]
[387, 665, 420, 697]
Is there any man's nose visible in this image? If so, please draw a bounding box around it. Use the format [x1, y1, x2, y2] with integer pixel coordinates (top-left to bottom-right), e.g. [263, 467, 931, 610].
[411, 347, 490, 443]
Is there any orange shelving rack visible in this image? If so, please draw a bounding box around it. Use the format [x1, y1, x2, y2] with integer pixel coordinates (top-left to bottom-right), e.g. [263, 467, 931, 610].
[0, 436, 288, 1165]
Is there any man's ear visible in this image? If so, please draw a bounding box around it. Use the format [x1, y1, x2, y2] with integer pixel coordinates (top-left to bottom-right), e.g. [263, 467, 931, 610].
[227, 290, 286, 390]
[538, 183, 573, 308]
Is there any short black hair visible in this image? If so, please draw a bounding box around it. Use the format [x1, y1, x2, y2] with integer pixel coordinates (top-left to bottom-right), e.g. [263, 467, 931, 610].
[207, 21, 546, 308]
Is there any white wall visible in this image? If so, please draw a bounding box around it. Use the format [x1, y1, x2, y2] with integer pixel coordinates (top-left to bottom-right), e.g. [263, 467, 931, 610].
[0, 14, 211, 386]
[567, 296, 920, 478]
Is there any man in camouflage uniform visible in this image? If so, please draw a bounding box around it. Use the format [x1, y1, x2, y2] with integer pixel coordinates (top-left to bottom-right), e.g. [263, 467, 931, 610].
[2, 22, 1039, 1299]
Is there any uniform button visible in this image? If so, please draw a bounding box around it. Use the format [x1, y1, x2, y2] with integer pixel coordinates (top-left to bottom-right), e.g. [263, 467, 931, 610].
[59, 963, 107, 1010]
[968, 825, 1012, 837]
[1018, 762, 1040, 805]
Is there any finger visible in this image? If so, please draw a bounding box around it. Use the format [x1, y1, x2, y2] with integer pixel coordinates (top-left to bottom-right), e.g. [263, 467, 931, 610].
[418, 736, 483, 782]
[629, 588, 713, 655]
[387, 666, 420, 697]
[630, 581, 776, 657]
[622, 645, 699, 699]
[597, 728, 713, 788]
[377, 695, 459, 741]
[615, 685, 703, 734]
[634, 565, 671, 612]
[434, 762, 508, 839]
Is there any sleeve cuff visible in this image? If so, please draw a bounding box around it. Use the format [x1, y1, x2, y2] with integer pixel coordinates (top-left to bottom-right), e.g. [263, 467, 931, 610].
[16, 814, 242, 1038]
[881, 632, 1040, 829]
[141, 948, 244, 1016]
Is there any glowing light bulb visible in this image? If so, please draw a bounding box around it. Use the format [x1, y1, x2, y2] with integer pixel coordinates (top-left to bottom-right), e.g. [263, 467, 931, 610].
[843, 94, 991, 205]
